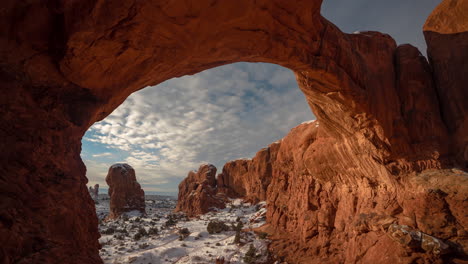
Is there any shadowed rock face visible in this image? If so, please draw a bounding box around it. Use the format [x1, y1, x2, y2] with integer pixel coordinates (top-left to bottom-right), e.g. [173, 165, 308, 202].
[0, 0, 466, 263]
[175, 164, 225, 217]
[105, 164, 145, 219]
[423, 0, 468, 166]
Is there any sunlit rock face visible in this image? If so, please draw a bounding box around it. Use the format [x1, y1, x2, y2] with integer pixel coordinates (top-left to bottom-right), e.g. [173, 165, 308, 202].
[0, 0, 466, 263]
[217, 144, 277, 204]
[175, 164, 225, 217]
[105, 164, 145, 220]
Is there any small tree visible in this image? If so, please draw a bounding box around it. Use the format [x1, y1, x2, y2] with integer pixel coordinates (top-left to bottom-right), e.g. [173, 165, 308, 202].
[234, 221, 243, 244]
[207, 220, 229, 234]
[178, 228, 190, 240]
[148, 227, 159, 235]
[258, 232, 268, 239]
[243, 244, 258, 264]
[102, 227, 115, 235]
[134, 227, 147, 240]
[165, 215, 178, 227]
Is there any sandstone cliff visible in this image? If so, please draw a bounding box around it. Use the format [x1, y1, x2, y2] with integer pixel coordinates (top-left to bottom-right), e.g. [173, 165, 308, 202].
[179, 120, 467, 263]
[217, 141, 279, 203]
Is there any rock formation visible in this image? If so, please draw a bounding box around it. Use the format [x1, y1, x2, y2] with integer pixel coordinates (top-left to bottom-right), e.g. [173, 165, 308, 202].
[181, 121, 467, 263]
[105, 164, 145, 219]
[175, 164, 225, 217]
[217, 142, 279, 203]
[88, 184, 99, 203]
[423, 0, 468, 166]
[0, 0, 466, 263]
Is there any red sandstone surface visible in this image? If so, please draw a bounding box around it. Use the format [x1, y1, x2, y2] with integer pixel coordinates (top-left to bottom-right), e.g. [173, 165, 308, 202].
[0, 0, 466, 263]
[175, 164, 225, 217]
[105, 164, 145, 220]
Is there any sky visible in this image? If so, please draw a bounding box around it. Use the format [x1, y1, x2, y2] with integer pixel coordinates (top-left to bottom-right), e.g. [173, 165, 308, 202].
[82, 0, 442, 195]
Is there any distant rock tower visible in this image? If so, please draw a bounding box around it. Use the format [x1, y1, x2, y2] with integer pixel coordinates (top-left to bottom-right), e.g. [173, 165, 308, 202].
[175, 164, 225, 217]
[105, 164, 145, 219]
[88, 184, 99, 203]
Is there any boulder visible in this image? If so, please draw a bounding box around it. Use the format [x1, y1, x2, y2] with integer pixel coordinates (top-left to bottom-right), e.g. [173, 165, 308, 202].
[105, 164, 145, 219]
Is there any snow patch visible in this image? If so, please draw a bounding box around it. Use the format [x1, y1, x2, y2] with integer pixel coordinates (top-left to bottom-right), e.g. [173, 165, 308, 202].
[301, 119, 316, 124]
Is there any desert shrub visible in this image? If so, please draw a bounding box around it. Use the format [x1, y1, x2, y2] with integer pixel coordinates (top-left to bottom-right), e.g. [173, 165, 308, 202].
[113, 234, 124, 240]
[116, 228, 128, 234]
[121, 214, 129, 221]
[102, 227, 115, 235]
[258, 232, 268, 239]
[234, 221, 244, 244]
[134, 227, 147, 240]
[243, 244, 258, 264]
[133, 233, 142, 241]
[138, 227, 147, 236]
[178, 228, 190, 240]
[207, 220, 229, 234]
[148, 227, 159, 235]
[165, 215, 178, 227]
[138, 243, 149, 249]
[215, 242, 221, 246]
[234, 232, 241, 244]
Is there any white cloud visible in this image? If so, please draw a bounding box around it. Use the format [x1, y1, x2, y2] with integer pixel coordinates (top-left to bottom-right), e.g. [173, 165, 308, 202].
[91, 152, 113, 158]
[83, 63, 314, 194]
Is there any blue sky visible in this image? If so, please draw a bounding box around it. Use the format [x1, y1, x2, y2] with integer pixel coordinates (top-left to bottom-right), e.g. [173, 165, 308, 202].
[82, 1, 441, 195]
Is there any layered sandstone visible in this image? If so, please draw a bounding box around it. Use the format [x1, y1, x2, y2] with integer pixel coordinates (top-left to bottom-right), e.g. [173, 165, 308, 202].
[0, 0, 466, 263]
[264, 122, 466, 264]
[189, 120, 467, 263]
[105, 164, 145, 219]
[175, 164, 225, 217]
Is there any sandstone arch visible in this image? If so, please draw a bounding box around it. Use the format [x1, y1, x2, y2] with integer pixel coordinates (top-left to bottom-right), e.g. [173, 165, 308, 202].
[1, 0, 466, 263]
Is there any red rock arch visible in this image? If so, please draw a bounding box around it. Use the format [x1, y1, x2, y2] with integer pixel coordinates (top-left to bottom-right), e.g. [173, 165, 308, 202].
[1, 0, 466, 263]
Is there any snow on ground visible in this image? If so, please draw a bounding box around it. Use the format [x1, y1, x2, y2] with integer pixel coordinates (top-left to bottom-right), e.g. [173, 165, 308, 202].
[97, 196, 271, 264]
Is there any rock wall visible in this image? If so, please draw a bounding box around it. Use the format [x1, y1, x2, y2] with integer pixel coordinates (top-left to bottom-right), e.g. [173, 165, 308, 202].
[264, 122, 466, 263]
[423, 0, 468, 166]
[185, 120, 466, 263]
[0, 0, 466, 263]
[175, 164, 225, 217]
[105, 164, 145, 219]
[217, 142, 280, 203]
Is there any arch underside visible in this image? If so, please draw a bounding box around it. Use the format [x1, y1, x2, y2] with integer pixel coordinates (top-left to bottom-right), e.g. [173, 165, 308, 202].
[0, 0, 466, 263]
